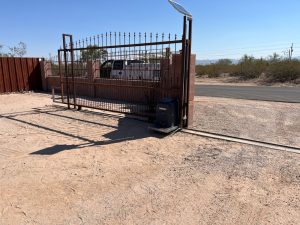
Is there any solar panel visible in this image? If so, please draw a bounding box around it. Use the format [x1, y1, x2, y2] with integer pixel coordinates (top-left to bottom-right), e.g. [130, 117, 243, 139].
[168, 0, 192, 18]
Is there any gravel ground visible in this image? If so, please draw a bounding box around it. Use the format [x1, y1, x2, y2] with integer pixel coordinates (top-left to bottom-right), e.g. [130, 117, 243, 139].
[192, 96, 300, 148]
[0, 93, 299, 225]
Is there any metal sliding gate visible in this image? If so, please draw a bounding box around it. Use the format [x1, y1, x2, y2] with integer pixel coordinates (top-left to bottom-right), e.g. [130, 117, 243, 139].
[57, 17, 192, 127]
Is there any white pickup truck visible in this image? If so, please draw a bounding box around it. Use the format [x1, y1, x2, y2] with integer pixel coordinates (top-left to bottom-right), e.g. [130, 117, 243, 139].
[100, 60, 160, 80]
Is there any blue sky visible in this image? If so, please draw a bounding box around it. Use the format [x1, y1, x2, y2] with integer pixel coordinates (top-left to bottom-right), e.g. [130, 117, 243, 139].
[1, 0, 300, 60]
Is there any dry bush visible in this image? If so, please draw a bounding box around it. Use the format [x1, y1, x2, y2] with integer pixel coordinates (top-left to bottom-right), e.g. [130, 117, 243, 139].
[232, 56, 268, 80]
[265, 60, 300, 82]
[196, 59, 238, 78]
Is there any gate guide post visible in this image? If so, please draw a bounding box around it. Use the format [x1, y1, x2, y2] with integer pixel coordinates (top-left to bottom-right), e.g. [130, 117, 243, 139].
[168, 0, 193, 128]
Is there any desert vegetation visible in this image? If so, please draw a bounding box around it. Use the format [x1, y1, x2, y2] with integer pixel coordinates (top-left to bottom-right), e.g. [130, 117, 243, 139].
[196, 54, 300, 84]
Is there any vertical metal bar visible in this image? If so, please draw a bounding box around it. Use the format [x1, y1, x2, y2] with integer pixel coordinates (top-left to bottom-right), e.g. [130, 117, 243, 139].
[114, 32, 117, 59]
[139, 33, 141, 66]
[133, 33, 136, 60]
[180, 16, 187, 128]
[186, 18, 193, 127]
[70, 35, 77, 109]
[52, 88, 55, 101]
[144, 32, 147, 113]
[123, 32, 126, 113]
[58, 50, 64, 103]
[63, 34, 70, 109]
[124, 32, 126, 61]
[174, 34, 177, 80]
[155, 33, 158, 76]
[174, 34, 178, 120]
[183, 32, 189, 127]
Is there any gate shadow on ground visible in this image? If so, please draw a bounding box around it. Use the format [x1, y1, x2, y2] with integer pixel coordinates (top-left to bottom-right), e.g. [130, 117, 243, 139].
[0, 105, 164, 155]
[31, 116, 163, 155]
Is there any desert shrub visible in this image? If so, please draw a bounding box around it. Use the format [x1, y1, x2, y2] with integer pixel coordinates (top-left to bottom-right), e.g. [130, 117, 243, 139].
[196, 59, 237, 78]
[265, 60, 300, 82]
[196, 54, 300, 83]
[232, 55, 268, 79]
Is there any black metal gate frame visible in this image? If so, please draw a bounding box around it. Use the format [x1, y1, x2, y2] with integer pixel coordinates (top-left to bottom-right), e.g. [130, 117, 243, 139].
[58, 18, 192, 127]
[181, 16, 193, 127]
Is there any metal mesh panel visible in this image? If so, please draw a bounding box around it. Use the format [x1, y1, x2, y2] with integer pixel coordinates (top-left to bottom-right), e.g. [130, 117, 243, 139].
[56, 32, 187, 120]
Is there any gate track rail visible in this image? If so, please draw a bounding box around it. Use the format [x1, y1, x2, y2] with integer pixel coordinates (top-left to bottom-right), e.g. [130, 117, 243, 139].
[182, 129, 300, 154]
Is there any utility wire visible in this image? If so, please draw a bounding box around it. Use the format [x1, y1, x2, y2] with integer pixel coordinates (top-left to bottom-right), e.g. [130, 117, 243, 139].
[198, 47, 300, 57]
[199, 44, 299, 55]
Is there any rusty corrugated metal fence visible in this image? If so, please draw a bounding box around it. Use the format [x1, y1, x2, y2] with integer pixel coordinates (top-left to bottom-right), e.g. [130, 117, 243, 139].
[0, 57, 43, 93]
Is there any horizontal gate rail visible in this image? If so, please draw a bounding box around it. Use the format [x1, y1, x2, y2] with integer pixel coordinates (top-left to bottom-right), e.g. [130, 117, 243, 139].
[60, 40, 183, 52]
[57, 101, 154, 117]
[60, 80, 159, 89]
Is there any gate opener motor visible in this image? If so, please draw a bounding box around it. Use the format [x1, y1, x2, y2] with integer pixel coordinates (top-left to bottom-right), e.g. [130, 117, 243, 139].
[149, 98, 180, 134]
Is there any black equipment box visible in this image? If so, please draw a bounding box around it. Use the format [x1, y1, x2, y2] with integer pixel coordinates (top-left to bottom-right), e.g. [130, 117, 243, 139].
[155, 98, 178, 128]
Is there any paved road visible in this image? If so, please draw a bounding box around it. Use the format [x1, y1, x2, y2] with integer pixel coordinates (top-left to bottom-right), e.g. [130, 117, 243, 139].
[195, 85, 300, 103]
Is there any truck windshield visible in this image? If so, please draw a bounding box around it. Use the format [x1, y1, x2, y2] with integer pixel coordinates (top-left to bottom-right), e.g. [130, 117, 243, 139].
[113, 60, 124, 70]
[101, 60, 113, 69]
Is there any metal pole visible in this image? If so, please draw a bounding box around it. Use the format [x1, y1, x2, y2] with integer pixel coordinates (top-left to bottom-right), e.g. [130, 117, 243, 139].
[70, 35, 77, 109]
[183, 25, 189, 128]
[62, 34, 70, 109]
[58, 49, 64, 103]
[186, 18, 193, 127]
[180, 16, 187, 128]
[52, 88, 55, 101]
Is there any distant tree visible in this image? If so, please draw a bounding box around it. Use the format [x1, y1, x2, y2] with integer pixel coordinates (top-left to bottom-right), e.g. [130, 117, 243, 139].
[216, 58, 232, 65]
[8, 42, 27, 57]
[80, 45, 108, 61]
[238, 55, 267, 79]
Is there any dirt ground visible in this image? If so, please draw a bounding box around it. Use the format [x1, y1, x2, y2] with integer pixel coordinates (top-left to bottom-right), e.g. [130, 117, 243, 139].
[0, 93, 299, 225]
[193, 96, 300, 148]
